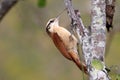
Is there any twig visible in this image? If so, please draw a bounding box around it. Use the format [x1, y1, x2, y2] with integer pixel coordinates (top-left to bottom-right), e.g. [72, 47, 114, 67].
[0, 0, 18, 22]
[105, 0, 116, 56]
[64, 0, 86, 36]
[106, 0, 116, 31]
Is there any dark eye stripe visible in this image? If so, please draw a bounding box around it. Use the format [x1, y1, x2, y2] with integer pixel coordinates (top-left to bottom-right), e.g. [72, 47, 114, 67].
[46, 19, 55, 34]
[46, 23, 51, 29]
[46, 19, 54, 29]
[50, 20, 54, 23]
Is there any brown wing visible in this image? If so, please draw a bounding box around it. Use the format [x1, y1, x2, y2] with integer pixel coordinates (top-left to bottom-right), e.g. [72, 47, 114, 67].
[52, 33, 87, 74]
[52, 32, 72, 60]
[69, 51, 88, 74]
[52, 33, 88, 74]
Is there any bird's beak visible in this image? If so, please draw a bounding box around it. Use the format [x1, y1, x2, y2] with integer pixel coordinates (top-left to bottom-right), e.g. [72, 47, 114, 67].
[53, 8, 66, 26]
[55, 16, 59, 22]
[55, 8, 66, 20]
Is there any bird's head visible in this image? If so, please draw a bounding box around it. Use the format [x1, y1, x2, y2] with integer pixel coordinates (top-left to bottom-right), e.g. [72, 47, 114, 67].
[46, 8, 66, 34]
[46, 17, 59, 34]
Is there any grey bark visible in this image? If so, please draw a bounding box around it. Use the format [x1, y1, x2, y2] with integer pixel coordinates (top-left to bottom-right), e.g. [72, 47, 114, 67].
[90, 0, 109, 79]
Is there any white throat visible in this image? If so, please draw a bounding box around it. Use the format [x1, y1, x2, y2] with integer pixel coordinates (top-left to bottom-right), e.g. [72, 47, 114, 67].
[52, 21, 59, 27]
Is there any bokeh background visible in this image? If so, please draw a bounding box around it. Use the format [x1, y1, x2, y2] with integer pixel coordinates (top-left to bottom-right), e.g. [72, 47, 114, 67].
[0, 0, 120, 80]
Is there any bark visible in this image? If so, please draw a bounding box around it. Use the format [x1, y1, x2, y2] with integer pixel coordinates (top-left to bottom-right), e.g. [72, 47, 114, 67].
[0, 0, 18, 22]
[90, 0, 110, 79]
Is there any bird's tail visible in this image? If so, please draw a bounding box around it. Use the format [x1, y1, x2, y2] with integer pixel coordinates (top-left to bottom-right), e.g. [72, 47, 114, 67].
[74, 59, 88, 74]
[69, 51, 88, 74]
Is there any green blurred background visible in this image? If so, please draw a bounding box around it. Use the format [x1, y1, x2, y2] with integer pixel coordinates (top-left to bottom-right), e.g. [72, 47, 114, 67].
[0, 0, 120, 80]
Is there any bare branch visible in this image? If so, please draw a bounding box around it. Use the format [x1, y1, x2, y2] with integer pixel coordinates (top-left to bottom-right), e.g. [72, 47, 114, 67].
[106, 0, 115, 5]
[105, 0, 116, 56]
[64, 0, 86, 36]
[106, 0, 116, 31]
[0, 0, 18, 22]
[64, 0, 91, 74]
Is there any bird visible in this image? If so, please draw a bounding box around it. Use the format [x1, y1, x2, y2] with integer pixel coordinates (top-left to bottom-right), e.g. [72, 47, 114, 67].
[46, 16, 87, 74]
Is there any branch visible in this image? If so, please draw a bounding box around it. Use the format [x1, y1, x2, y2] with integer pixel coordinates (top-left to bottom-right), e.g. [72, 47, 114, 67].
[64, 0, 88, 36]
[105, 0, 116, 56]
[0, 0, 18, 22]
[65, 0, 111, 79]
[106, 0, 116, 31]
[64, 0, 94, 75]
[65, 0, 89, 72]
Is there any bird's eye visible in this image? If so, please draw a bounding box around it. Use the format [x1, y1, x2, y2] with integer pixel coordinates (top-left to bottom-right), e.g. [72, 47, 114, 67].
[50, 20, 54, 23]
[46, 20, 54, 27]
[46, 19, 55, 30]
